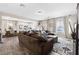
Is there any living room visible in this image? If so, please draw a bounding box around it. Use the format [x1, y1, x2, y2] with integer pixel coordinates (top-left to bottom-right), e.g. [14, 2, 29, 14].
[0, 3, 78, 55]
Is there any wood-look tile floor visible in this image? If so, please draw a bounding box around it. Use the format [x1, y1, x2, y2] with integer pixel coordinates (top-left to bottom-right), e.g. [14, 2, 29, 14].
[0, 36, 30, 55]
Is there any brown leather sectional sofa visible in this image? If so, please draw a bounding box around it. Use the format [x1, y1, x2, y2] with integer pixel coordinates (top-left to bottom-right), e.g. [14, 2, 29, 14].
[18, 32, 54, 55]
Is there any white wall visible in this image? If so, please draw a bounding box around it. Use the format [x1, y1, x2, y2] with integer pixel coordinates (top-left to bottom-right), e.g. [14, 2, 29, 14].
[78, 4, 79, 24]
[0, 16, 1, 28]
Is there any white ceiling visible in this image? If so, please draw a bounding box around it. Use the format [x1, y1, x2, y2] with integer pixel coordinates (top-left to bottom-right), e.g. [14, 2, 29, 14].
[0, 3, 77, 21]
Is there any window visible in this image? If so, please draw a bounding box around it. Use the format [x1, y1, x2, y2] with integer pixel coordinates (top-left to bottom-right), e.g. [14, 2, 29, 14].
[56, 18, 65, 33]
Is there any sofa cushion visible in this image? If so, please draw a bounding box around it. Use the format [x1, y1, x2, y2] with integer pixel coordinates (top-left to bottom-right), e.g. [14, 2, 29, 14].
[31, 34, 46, 42]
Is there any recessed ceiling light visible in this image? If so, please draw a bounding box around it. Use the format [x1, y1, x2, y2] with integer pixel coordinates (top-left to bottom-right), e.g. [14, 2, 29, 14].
[20, 3, 25, 7]
[35, 9, 45, 15]
[38, 10, 42, 13]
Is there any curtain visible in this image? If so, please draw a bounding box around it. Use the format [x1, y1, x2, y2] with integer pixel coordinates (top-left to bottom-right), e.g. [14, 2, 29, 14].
[64, 15, 77, 38]
[64, 16, 71, 38]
